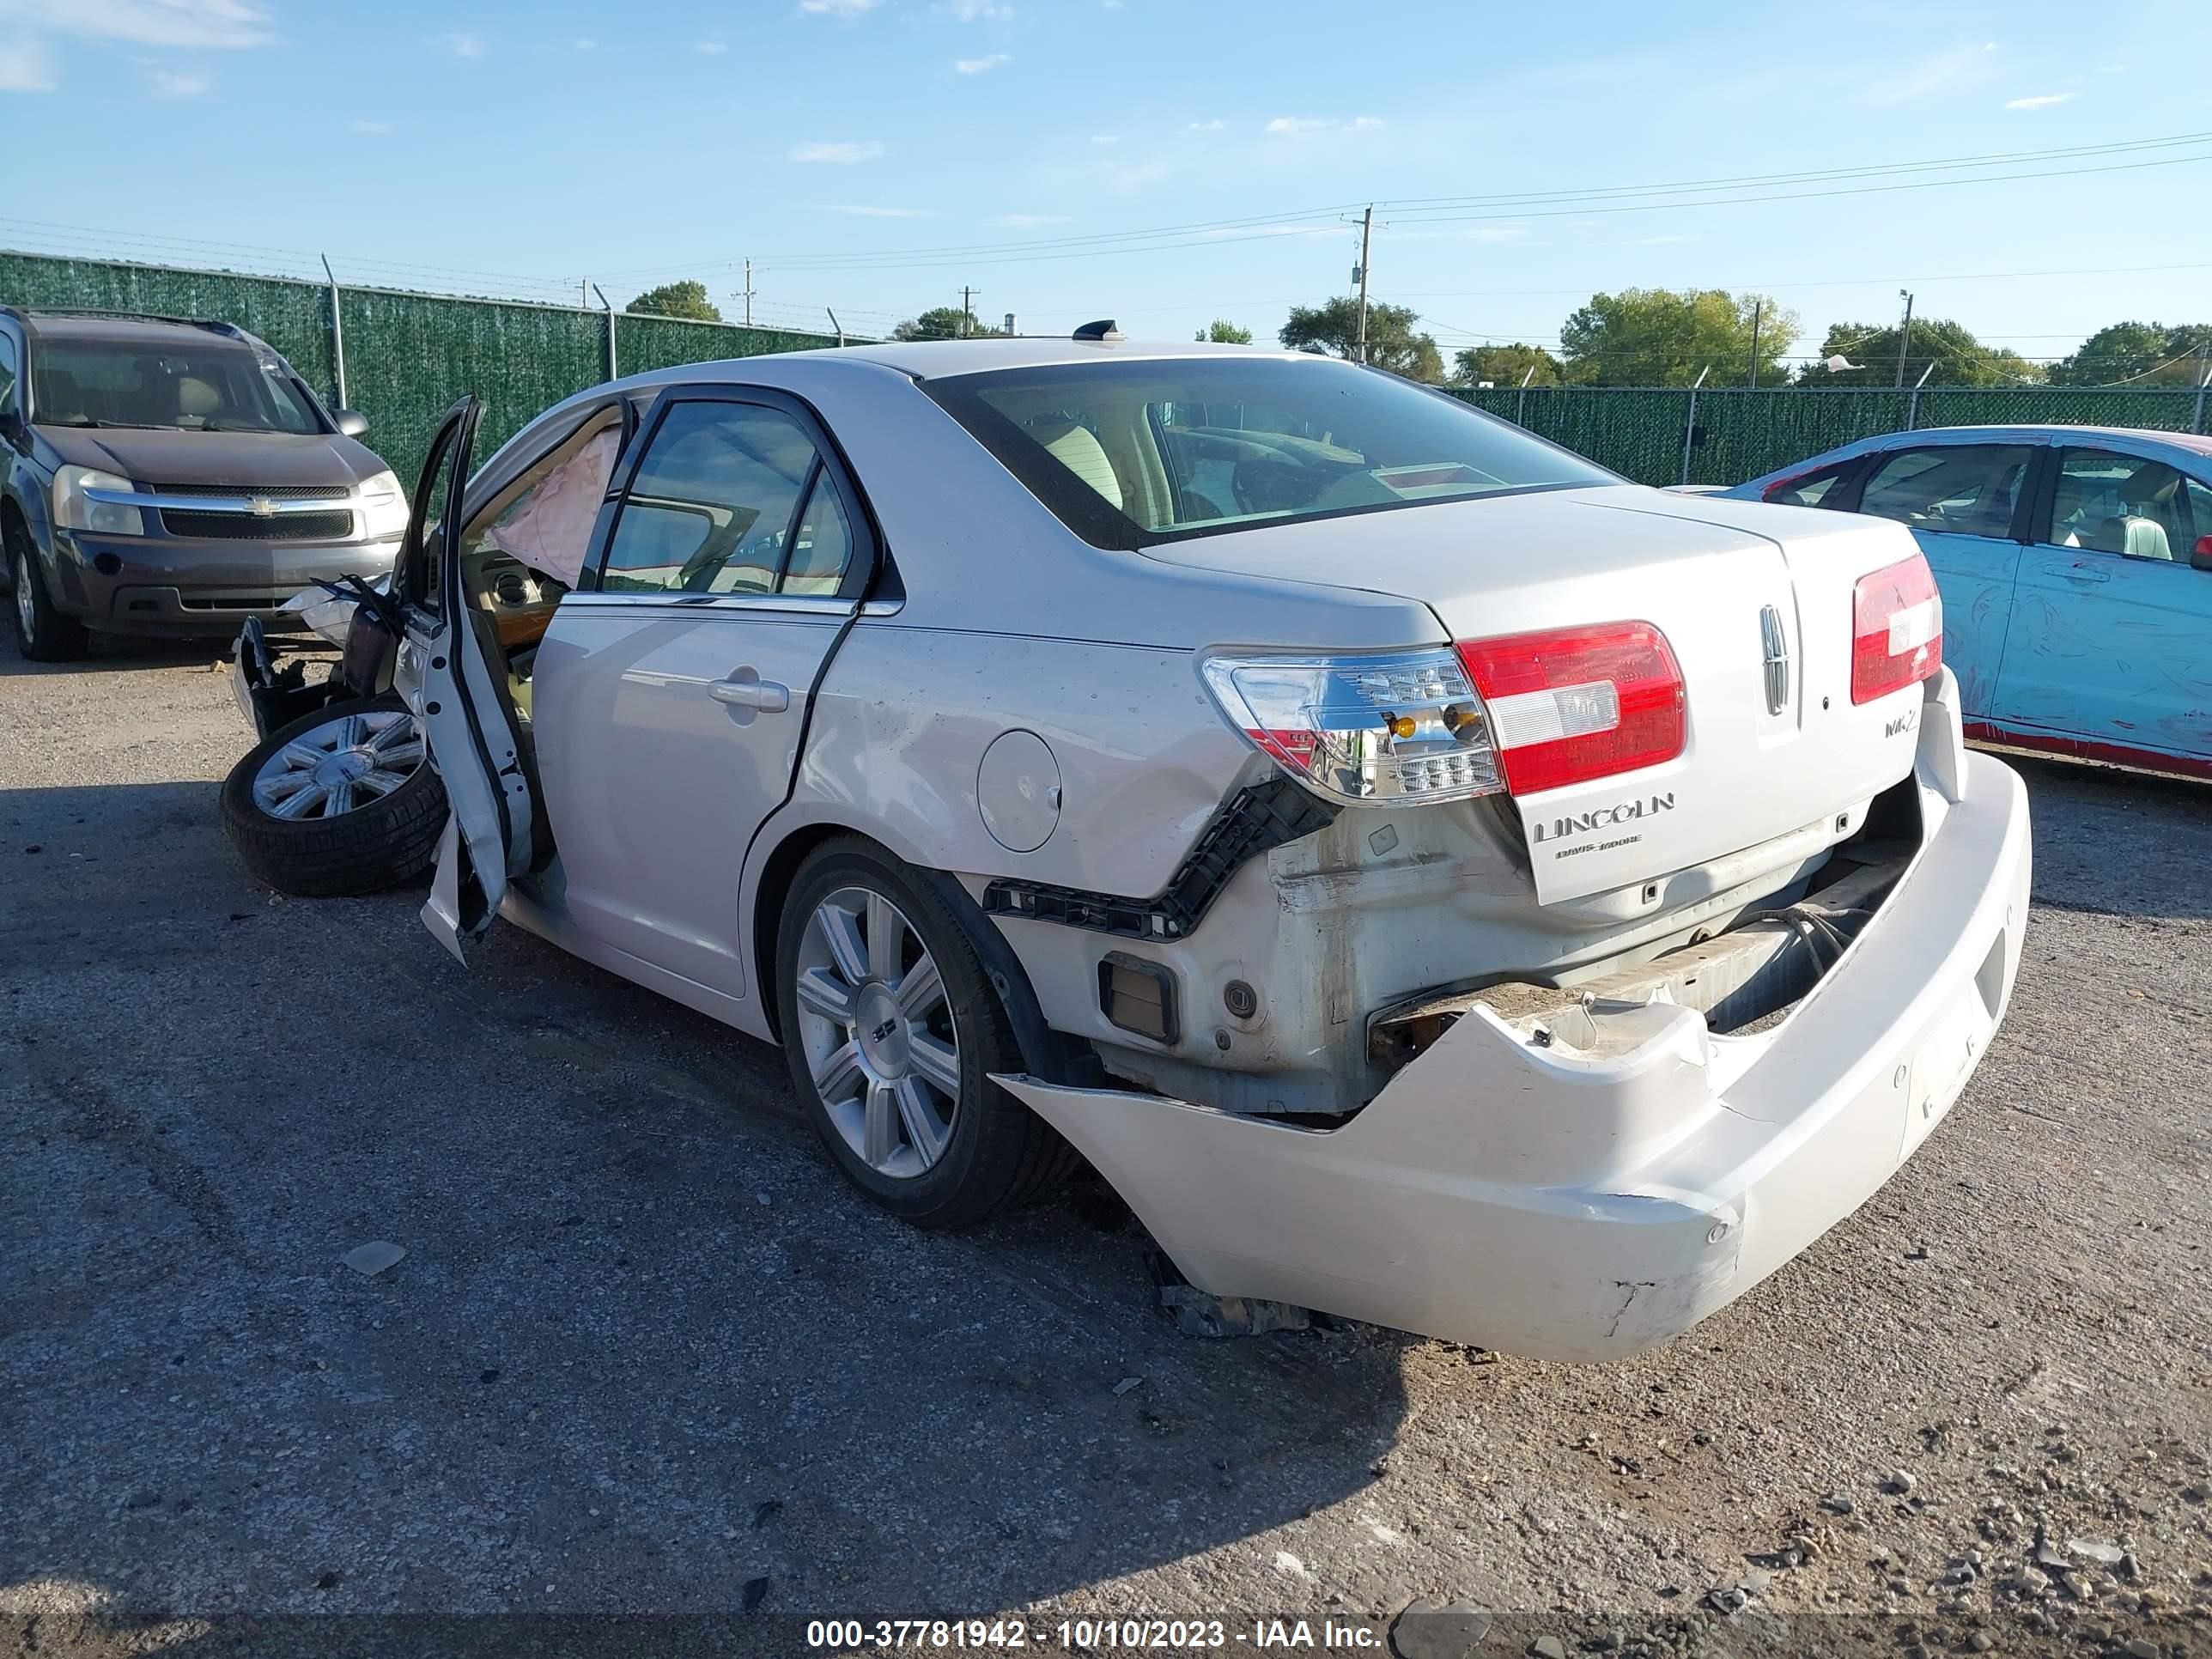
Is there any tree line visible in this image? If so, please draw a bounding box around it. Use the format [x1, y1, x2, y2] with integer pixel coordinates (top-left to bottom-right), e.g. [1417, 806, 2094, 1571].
[1280, 291, 2212, 390]
[627, 279, 2210, 390]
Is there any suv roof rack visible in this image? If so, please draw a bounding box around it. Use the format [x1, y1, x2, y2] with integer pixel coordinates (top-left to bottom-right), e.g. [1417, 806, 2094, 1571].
[4, 305, 252, 343]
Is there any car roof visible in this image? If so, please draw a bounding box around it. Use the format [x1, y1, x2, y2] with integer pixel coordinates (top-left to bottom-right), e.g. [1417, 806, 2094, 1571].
[668, 337, 1308, 382]
[1846, 422, 2212, 453]
[8, 309, 260, 349]
[1733, 422, 2212, 490]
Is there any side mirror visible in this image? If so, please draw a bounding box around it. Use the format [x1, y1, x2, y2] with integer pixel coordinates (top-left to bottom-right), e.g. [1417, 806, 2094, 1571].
[333, 409, 369, 439]
[2193, 533, 2212, 573]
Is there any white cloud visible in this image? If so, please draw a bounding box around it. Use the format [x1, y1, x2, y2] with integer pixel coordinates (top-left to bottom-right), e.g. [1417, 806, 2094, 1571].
[427, 30, 485, 57]
[1866, 40, 1997, 105]
[0, 39, 56, 89]
[1265, 114, 1382, 134]
[789, 139, 884, 163]
[1090, 132, 1119, 144]
[0, 0, 272, 49]
[350, 118, 390, 134]
[953, 52, 1009, 72]
[799, 0, 880, 14]
[1187, 118, 1224, 131]
[695, 40, 727, 52]
[2003, 90, 2075, 108]
[151, 67, 208, 94]
[936, 0, 1011, 16]
[572, 37, 596, 49]
[817, 204, 933, 216]
[995, 213, 1071, 226]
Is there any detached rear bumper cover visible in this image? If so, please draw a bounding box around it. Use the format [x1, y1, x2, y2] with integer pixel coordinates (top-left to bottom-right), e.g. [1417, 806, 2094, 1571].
[996, 672, 2031, 1361]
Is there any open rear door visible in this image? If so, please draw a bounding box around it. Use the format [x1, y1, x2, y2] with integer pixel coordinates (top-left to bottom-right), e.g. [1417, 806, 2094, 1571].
[392, 397, 542, 963]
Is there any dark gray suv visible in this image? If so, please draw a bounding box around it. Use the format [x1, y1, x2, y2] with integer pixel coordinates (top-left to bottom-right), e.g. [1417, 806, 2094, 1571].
[0, 307, 405, 661]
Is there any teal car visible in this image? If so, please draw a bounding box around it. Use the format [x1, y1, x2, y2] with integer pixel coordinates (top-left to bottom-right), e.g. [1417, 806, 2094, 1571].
[1724, 425, 2212, 780]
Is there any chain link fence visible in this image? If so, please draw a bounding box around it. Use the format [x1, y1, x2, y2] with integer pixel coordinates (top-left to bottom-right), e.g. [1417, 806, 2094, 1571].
[1, 251, 847, 485]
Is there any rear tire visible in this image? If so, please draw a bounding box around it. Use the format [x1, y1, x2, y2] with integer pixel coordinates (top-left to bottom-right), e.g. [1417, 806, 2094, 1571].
[775, 836, 1076, 1229]
[221, 692, 448, 897]
[7, 523, 90, 663]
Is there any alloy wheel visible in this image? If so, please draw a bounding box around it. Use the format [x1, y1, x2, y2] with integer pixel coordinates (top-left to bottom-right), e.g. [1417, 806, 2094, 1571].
[793, 884, 960, 1179]
[11, 550, 31, 641]
[250, 706, 425, 820]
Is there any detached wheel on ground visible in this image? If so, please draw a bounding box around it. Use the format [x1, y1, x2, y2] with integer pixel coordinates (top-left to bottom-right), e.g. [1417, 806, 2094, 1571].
[7, 520, 89, 663]
[775, 836, 1077, 1230]
[221, 691, 447, 897]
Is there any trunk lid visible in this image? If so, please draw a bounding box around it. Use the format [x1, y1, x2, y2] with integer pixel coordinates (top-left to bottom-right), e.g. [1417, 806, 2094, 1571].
[1145, 483, 1931, 903]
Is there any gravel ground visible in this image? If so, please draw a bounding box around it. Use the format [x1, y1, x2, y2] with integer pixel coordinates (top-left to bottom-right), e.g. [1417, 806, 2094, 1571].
[2, 629, 2207, 1659]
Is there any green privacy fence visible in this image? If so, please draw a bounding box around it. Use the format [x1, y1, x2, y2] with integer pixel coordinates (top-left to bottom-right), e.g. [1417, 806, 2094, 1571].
[1455, 383, 2210, 488]
[0, 251, 848, 486]
[10, 248, 2209, 493]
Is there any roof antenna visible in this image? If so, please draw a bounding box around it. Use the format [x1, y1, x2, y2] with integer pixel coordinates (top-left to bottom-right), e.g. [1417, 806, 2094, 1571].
[1072, 319, 1122, 343]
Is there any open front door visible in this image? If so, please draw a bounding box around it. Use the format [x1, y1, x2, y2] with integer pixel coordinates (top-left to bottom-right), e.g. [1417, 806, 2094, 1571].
[392, 397, 541, 963]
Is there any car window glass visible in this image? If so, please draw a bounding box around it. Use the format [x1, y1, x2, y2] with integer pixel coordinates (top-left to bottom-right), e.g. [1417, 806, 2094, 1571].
[1763, 464, 1850, 507]
[0, 332, 17, 414]
[1856, 445, 2032, 539]
[781, 475, 854, 595]
[2184, 477, 2212, 565]
[27, 338, 320, 434]
[459, 408, 623, 588]
[924, 358, 1611, 547]
[603, 403, 817, 595]
[2046, 448, 2187, 562]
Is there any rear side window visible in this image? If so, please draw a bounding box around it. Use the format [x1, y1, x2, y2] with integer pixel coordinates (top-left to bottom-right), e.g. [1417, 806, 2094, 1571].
[1762, 464, 1852, 507]
[0, 331, 17, 415]
[1857, 445, 2033, 539]
[601, 401, 851, 596]
[2045, 448, 2193, 562]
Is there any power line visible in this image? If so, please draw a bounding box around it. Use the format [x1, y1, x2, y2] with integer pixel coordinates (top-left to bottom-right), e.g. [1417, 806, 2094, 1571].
[589, 128, 2212, 281]
[1368, 130, 2212, 214]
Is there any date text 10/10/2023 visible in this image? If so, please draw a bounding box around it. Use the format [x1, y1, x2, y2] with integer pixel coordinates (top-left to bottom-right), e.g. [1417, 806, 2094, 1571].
[805, 1619, 1385, 1650]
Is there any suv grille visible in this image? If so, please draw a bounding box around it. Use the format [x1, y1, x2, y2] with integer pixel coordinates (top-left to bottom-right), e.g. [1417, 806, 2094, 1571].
[161, 507, 356, 542]
[151, 483, 351, 500]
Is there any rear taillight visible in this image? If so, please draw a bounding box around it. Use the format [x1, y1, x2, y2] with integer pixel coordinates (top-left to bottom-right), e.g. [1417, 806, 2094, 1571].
[1455, 622, 1686, 794]
[1850, 553, 1942, 705]
[1198, 647, 1504, 807]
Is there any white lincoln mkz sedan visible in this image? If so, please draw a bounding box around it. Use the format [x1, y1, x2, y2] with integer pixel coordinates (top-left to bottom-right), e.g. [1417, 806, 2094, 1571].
[382, 332, 2030, 1361]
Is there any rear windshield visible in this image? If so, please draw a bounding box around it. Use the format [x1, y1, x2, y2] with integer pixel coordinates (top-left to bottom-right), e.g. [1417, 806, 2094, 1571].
[921, 356, 1614, 549]
[31, 337, 325, 435]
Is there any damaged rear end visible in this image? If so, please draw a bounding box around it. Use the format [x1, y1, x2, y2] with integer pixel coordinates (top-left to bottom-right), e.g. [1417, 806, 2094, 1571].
[994, 490, 2031, 1362]
[1000, 671, 2029, 1360]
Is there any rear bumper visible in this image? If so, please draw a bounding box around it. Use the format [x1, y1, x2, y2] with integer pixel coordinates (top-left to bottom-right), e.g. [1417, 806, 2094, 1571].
[997, 670, 2033, 1361]
[51, 531, 398, 634]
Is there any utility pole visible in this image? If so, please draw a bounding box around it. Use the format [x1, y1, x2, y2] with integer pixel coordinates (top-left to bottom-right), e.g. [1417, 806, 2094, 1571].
[1353, 205, 1374, 365]
[1747, 301, 1762, 389]
[961, 285, 979, 337]
[742, 259, 756, 329]
[1893, 289, 1915, 388]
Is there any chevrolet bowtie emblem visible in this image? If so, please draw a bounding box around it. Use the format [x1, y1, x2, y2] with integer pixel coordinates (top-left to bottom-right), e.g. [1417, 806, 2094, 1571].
[246, 496, 276, 518]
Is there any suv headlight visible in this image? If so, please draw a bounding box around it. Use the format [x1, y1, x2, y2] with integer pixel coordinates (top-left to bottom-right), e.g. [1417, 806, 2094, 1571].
[52, 466, 146, 536]
[356, 470, 410, 540]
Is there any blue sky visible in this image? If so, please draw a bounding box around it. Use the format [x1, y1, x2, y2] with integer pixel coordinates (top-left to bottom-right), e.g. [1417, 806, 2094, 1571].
[7, 0, 2212, 368]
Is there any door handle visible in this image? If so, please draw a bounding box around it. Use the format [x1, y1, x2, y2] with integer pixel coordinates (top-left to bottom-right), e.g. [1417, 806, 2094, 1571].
[2063, 562, 2112, 585]
[707, 676, 790, 713]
